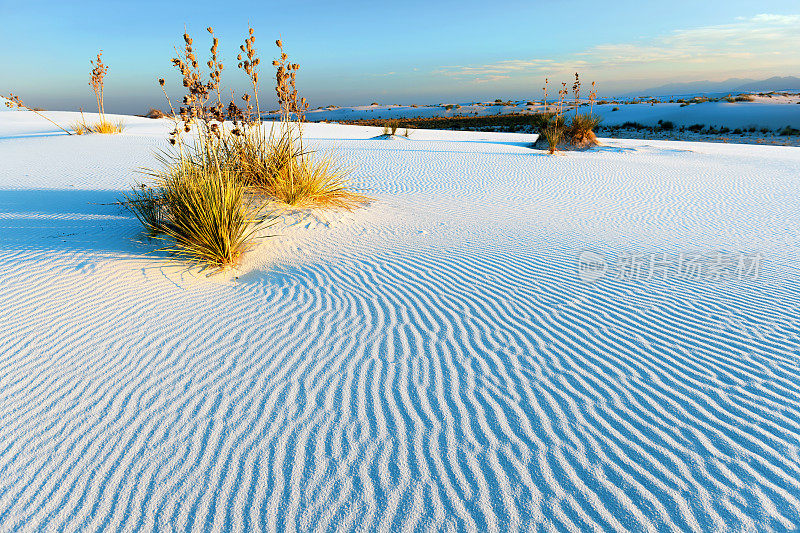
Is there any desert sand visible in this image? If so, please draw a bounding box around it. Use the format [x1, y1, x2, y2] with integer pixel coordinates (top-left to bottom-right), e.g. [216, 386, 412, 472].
[1, 107, 800, 531]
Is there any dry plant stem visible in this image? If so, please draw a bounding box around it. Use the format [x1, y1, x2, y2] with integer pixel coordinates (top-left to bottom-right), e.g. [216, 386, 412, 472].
[543, 78, 548, 108]
[572, 72, 581, 118]
[3, 93, 72, 135]
[90, 51, 108, 121]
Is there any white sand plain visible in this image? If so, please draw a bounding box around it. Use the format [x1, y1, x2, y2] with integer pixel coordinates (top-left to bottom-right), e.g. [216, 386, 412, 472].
[1, 107, 800, 531]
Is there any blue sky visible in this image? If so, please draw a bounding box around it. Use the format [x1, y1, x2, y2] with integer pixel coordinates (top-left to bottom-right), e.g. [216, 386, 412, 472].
[2, 0, 799, 113]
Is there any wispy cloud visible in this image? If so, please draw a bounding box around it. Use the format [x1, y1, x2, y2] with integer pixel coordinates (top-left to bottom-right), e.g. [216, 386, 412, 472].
[435, 14, 800, 83]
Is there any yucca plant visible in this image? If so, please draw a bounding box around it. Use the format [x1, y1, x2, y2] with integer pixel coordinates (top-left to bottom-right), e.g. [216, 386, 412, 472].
[127, 26, 368, 270]
[87, 51, 123, 134]
[131, 166, 267, 268]
[270, 149, 368, 209]
[382, 120, 399, 136]
[543, 124, 564, 154]
[569, 114, 601, 146]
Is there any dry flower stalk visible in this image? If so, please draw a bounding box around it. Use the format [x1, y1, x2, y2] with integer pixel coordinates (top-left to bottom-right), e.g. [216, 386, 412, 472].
[90, 51, 109, 121]
[3, 93, 72, 135]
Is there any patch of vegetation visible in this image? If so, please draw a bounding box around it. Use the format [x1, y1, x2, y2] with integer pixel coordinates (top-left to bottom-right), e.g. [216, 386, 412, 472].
[339, 113, 551, 132]
[126, 27, 367, 270]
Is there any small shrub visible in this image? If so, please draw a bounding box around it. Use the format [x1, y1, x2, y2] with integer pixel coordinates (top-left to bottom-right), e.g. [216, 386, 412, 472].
[145, 108, 168, 119]
[621, 121, 646, 130]
[131, 167, 265, 268]
[542, 124, 564, 154]
[126, 26, 366, 270]
[382, 120, 400, 136]
[658, 120, 674, 130]
[611, 106, 619, 111]
[569, 113, 601, 146]
[687, 124, 704, 133]
[779, 126, 800, 136]
[90, 120, 124, 134]
[270, 150, 368, 209]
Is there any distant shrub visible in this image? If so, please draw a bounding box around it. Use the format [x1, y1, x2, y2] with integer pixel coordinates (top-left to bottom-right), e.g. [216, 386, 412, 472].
[657, 120, 675, 130]
[145, 108, 168, 118]
[611, 106, 619, 111]
[729, 94, 754, 102]
[621, 121, 646, 130]
[383, 120, 399, 135]
[779, 126, 800, 136]
[687, 124, 704, 133]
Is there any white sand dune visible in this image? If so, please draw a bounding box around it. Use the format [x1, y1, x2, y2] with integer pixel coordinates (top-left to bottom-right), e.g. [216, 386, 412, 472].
[1, 109, 800, 531]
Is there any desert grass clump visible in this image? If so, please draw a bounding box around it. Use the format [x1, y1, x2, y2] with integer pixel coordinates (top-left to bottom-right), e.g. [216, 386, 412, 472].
[124, 27, 265, 269]
[127, 26, 367, 269]
[534, 75, 601, 151]
[569, 114, 601, 146]
[89, 119, 125, 134]
[382, 120, 400, 136]
[542, 123, 564, 154]
[536, 83, 568, 153]
[127, 167, 264, 268]
[258, 38, 367, 209]
[269, 150, 367, 209]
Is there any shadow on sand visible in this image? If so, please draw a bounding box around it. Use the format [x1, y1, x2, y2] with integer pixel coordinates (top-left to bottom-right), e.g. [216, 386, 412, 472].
[0, 188, 167, 259]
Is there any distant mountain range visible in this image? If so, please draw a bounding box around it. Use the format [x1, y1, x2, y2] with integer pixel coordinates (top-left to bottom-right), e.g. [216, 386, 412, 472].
[625, 76, 800, 97]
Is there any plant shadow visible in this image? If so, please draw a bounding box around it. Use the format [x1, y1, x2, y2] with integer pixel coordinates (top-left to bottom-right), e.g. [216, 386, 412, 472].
[0, 188, 168, 259]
